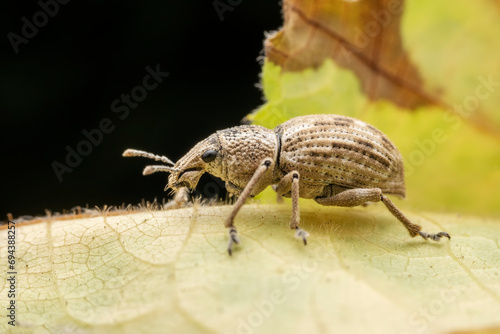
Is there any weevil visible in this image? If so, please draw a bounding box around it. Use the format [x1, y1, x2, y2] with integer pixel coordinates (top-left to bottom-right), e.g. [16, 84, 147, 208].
[123, 114, 450, 255]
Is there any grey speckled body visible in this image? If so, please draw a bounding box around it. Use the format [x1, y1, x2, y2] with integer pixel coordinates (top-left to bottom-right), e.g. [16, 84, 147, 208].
[123, 114, 450, 255]
[275, 114, 405, 199]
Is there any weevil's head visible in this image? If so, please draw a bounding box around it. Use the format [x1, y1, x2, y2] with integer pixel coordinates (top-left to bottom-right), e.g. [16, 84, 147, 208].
[122, 138, 220, 193]
[166, 133, 222, 191]
[168, 125, 278, 192]
[123, 125, 277, 194]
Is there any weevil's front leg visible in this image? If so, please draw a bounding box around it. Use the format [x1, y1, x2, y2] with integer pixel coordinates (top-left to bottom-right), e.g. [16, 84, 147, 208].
[224, 158, 273, 255]
[275, 171, 309, 245]
[164, 187, 190, 210]
[316, 188, 450, 241]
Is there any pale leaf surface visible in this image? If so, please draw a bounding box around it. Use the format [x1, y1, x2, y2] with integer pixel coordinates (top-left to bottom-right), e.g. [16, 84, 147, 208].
[1, 205, 500, 333]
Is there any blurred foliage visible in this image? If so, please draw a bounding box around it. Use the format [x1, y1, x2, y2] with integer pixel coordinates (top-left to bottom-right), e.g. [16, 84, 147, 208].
[248, 0, 500, 215]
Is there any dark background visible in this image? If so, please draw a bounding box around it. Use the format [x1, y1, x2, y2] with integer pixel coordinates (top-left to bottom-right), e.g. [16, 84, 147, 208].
[0, 1, 282, 221]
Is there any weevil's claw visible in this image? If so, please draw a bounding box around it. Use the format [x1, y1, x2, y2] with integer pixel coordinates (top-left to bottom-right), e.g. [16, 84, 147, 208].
[295, 227, 310, 246]
[419, 231, 451, 241]
[227, 226, 240, 256]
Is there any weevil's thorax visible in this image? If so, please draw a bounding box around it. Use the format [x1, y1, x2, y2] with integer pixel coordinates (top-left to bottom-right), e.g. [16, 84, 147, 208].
[217, 125, 278, 195]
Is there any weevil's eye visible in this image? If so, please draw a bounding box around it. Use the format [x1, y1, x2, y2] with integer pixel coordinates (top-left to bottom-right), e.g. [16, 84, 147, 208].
[201, 149, 217, 163]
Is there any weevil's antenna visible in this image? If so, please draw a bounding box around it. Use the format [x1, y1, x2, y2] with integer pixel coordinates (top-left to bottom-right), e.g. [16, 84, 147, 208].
[123, 149, 175, 165]
[143, 165, 181, 175]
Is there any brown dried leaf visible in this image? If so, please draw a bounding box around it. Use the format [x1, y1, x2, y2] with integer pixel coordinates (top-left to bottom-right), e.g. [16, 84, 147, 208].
[263, 0, 500, 140]
[265, 0, 429, 108]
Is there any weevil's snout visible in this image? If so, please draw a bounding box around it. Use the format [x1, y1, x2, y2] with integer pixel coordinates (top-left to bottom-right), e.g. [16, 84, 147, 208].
[167, 136, 222, 191]
[168, 167, 204, 191]
[123, 134, 222, 192]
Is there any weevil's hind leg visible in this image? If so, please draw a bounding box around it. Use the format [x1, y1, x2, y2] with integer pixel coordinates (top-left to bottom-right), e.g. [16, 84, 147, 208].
[381, 195, 450, 241]
[315, 188, 450, 241]
[275, 171, 309, 245]
[315, 187, 383, 207]
[418, 231, 451, 241]
[224, 158, 273, 255]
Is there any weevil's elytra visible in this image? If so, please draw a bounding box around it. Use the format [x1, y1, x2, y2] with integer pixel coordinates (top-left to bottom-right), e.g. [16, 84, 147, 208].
[275, 115, 405, 199]
[123, 114, 450, 255]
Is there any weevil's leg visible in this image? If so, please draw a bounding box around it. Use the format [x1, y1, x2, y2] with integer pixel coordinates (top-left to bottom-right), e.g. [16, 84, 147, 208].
[275, 171, 309, 245]
[224, 158, 273, 255]
[316, 188, 450, 241]
[316, 188, 383, 207]
[271, 185, 284, 204]
[225, 182, 243, 197]
[164, 187, 190, 210]
[380, 195, 450, 241]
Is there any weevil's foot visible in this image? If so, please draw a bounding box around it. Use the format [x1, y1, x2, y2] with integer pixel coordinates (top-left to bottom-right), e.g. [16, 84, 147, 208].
[419, 231, 451, 241]
[227, 226, 240, 256]
[295, 227, 310, 246]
